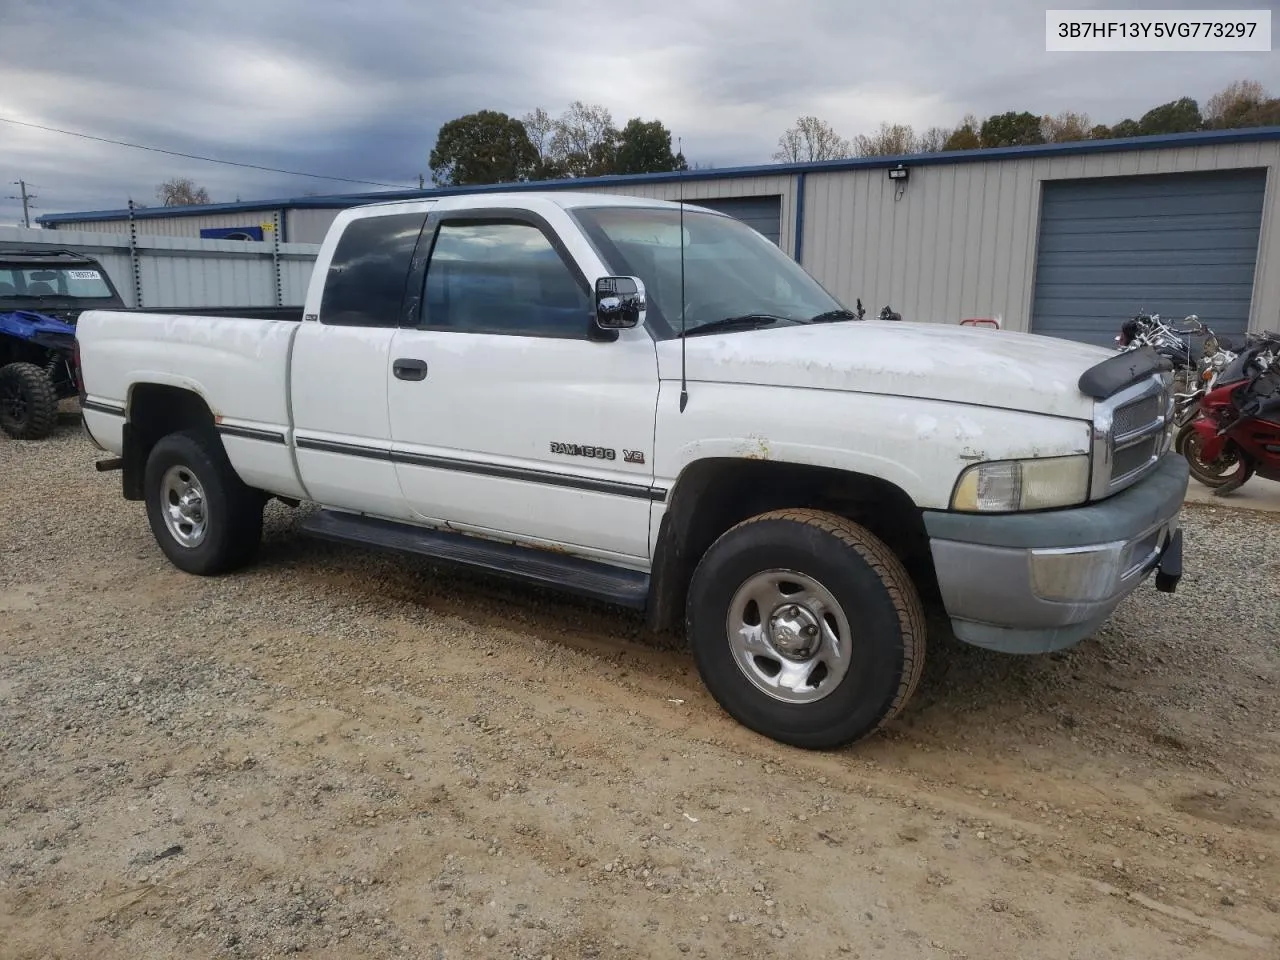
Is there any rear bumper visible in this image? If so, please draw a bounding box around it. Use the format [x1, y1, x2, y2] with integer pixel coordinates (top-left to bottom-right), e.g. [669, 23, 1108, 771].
[922, 454, 1189, 654]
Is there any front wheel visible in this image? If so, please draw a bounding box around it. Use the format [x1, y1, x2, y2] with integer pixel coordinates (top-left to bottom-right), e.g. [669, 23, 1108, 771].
[143, 430, 264, 575]
[1182, 430, 1254, 490]
[686, 509, 926, 750]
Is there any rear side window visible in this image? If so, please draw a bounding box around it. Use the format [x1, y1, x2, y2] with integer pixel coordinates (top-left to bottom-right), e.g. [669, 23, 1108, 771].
[319, 212, 427, 326]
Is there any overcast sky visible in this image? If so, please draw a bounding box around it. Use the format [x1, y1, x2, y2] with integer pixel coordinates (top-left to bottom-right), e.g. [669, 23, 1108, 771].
[1, 0, 1277, 226]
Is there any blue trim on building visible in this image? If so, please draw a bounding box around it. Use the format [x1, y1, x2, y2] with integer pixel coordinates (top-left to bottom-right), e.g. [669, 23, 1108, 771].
[793, 172, 807, 265]
[35, 126, 1280, 227]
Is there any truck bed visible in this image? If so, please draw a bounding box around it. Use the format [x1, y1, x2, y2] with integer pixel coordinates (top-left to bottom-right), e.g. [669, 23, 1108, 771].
[75, 309, 306, 497]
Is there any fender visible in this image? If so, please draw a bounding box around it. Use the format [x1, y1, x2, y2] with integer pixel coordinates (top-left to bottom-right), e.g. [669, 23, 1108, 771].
[1190, 415, 1227, 461]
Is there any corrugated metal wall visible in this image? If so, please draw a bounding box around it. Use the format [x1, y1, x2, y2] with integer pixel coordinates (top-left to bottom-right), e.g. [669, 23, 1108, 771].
[0, 227, 319, 308]
[287, 208, 343, 244]
[52, 211, 286, 239]
[800, 141, 1280, 334]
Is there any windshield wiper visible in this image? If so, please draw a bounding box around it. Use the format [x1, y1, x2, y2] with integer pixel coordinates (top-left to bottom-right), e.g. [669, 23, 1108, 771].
[680, 314, 792, 338]
[807, 308, 858, 324]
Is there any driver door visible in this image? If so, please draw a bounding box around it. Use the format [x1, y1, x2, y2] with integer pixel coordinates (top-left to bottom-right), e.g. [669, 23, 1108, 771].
[387, 210, 662, 565]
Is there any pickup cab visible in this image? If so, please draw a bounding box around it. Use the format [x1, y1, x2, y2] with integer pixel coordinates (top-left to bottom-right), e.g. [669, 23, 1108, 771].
[75, 191, 1187, 749]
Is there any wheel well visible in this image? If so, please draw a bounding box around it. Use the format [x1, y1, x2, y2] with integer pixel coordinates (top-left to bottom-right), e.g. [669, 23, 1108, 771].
[0, 338, 52, 368]
[121, 384, 216, 500]
[647, 459, 939, 634]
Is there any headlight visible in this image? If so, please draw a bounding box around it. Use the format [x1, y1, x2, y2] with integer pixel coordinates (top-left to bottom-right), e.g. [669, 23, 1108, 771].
[950, 455, 1091, 512]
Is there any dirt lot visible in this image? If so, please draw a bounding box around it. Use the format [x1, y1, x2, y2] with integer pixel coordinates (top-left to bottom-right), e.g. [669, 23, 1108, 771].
[2, 417, 1279, 960]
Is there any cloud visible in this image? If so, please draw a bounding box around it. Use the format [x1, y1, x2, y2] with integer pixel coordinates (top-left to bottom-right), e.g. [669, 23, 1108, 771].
[0, 0, 1276, 224]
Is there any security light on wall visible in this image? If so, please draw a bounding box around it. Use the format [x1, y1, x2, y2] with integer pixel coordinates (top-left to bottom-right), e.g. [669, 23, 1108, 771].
[887, 163, 909, 201]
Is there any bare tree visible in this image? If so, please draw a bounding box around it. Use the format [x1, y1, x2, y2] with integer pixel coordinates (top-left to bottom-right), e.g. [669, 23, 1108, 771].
[773, 116, 852, 163]
[917, 126, 952, 152]
[157, 177, 211, 206]
[550, 101, 618, 177]
[522, 108, 555, 164]
[1041, 110, 1093, 142]
[854, 122, 919, 157]
[1205, 79, 1269, 128]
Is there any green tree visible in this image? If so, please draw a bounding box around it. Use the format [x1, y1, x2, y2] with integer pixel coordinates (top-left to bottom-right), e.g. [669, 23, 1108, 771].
[1138, 97, 1202, 135]
[614, 118, 686, 174]
[979, 111, 1045, 147]
[1089, 124, 1113, 140]
[428, 110, 537, 187]
[1109, 118, 1141, 138]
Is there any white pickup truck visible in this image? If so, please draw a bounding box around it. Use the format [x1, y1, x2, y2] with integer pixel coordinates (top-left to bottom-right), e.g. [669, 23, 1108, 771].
[75, 191, 1187, 749]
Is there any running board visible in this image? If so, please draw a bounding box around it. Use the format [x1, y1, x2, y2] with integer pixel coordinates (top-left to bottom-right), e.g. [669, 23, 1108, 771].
[299, 509, 650, 610]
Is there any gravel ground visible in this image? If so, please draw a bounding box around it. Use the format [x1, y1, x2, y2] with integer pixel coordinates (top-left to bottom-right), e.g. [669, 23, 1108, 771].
[2, 413, 1279, 960]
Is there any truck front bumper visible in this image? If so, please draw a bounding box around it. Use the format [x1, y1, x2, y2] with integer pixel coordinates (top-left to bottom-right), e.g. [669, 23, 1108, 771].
[922, 454, 1189, 654]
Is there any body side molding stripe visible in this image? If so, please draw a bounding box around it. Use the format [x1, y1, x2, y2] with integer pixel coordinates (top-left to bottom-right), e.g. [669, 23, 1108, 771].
[295, 435, 667, 501]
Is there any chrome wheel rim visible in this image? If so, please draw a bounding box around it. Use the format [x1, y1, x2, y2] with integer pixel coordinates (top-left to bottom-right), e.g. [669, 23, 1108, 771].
[160, 465, 208, 548]
[726, 569, 852, 704]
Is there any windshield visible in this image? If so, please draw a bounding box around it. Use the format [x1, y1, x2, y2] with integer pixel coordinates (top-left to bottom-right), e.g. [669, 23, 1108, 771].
[0, 265, 117, 300]
[571, 206, 846, 337]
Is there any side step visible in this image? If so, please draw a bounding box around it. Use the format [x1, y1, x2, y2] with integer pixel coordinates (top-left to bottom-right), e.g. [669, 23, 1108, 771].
[299, 509, 650, 610]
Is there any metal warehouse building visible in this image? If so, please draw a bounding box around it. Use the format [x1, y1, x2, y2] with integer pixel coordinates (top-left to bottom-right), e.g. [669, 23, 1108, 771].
[38, 126, 1280, 346]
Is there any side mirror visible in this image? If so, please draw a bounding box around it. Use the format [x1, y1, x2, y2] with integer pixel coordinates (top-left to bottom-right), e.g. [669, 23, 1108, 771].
[594, 276, 645, 330]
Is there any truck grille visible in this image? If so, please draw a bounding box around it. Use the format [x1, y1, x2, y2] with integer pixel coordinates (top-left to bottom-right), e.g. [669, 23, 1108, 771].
[1092, 375, 1173, 498]
[1112, 396, 1161, 438]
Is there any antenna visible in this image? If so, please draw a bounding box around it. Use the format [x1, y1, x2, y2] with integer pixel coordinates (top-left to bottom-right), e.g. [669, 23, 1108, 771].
[678, 136, 689, 414]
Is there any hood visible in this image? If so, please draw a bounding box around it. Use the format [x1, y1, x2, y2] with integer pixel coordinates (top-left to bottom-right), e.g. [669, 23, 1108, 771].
[0, 309, 79, 340]
[658, 320, 1115, 420]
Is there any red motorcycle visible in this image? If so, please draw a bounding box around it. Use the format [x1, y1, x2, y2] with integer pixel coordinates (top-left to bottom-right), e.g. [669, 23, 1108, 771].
[1182, 344, 1280, 495]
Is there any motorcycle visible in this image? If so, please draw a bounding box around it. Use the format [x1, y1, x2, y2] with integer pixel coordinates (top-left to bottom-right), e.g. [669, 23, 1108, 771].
[1114, 313, 1240, 437]
[1180, 337, 1280, 495]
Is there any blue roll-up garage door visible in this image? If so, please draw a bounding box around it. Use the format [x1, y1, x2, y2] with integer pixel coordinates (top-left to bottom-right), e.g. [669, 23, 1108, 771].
[691, 196, 782, 245]
[1031, 169, 1266, 346]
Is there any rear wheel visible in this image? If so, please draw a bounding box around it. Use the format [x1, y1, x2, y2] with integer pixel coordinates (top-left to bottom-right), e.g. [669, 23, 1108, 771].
[143, 430, 264, 575]
[686, 508, 926, 750]
[0, 362, 58, 440]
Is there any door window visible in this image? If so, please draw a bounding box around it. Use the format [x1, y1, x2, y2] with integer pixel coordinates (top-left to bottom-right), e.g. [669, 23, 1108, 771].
[421, 221, 591, 338]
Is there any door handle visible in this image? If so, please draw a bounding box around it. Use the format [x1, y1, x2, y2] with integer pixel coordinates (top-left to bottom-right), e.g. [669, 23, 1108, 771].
[393, 358, 428, 381]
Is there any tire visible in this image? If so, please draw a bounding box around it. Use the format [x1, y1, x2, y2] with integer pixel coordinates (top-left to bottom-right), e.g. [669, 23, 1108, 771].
[686, 508, 926, 750]
[1182, 430, 1253, 490]
[1173, 420, 1195, 455]
[0, 362, 58, 440]
[143, 429, 263, 575]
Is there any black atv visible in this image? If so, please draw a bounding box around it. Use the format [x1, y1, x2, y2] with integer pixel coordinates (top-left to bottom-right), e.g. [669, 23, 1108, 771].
[0, 249, 126, 439]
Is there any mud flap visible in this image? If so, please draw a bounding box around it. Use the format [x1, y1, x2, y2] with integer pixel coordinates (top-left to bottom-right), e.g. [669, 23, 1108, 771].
[1155, 528, 1182, 593]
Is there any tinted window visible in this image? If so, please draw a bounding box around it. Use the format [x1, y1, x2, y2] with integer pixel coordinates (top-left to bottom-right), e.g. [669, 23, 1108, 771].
[320, 212, 427, 326]
[421, 221, 591, 337]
